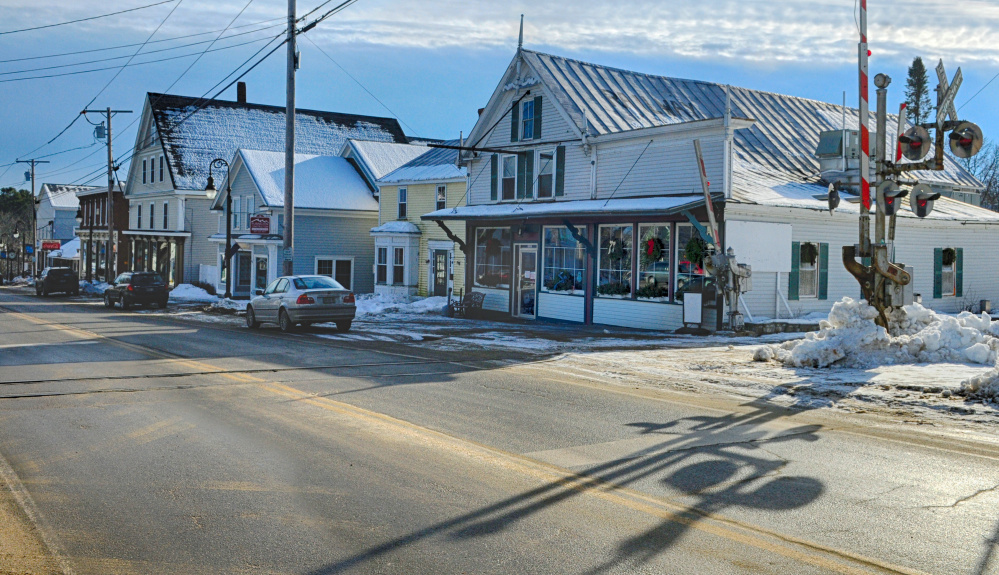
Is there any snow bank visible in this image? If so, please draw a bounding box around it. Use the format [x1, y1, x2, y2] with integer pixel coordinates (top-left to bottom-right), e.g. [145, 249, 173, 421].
[354, 293, 448, 317]
[209, 298, 247, 313]
[754, 298, 999, 369]
[9, 276, 34, 286]
[79, 280, 110, 296]
[169, 284, 218, 303]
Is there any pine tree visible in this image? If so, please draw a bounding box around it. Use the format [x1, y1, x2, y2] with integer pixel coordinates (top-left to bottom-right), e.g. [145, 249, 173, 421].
[905, 57, 933, 126]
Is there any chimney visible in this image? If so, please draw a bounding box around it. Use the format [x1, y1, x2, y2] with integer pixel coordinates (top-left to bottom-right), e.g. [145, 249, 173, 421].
[237, 82, 247, 104]
[478, 107, 485, 117]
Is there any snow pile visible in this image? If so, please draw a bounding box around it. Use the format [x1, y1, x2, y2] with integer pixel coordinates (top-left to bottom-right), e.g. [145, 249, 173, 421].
[208, 298, 247, 314]
[169, 284, 218, 303]
[354, 293, 449, 317]
[754, 297, 999, 369]
[8, 276, 34, 286]
[79, 280, 110, 296]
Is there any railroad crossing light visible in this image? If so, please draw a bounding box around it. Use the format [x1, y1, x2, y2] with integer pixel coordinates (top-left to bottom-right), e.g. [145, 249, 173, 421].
[909, 183, 941, 218]
[949, 121, 983, 159]
[898, 126, 931, 161]
[827, 183, 840, 212]
[877, 181, 908, 217]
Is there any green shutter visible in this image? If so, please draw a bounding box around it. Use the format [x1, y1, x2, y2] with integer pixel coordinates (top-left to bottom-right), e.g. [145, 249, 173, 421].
[490, 154, 498, 201]
[511, 101, 520, 142]
[533, 96, 543, 140]
[956, 247, 964, 298]
[516, 152, 527, 199]
[788, 241, 800, 301]
[818, 243, 829, 300]
[525, 151, 535, 199]
[555, 145, 566, 197]
[933, 248, 942, 299]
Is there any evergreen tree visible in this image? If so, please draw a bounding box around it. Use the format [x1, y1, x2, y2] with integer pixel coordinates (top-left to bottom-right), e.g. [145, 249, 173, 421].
[905, 57, 933, 126]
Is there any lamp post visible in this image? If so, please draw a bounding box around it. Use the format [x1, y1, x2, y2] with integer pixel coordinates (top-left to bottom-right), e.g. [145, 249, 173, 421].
[75, 208, 85, 281]
[205, 158, 233, 299]
[13, 226, 22, 279]
[0, 233, 7, 283]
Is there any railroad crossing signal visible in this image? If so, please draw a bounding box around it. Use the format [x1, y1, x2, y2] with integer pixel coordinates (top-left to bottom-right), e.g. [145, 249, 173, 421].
[876, 181, 907, 217]
[909, 184, 941, 218]
[949, 121, 983, 159]
[898, 126, 931, 161]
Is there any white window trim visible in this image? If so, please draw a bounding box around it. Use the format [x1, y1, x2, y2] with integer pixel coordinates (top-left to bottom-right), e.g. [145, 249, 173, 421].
[535, 148, 557, 200]
[376, 246, 388, 285]
[163, 201, 169, 229]
[597, 223, 634, 298]
[521, 100, 535, 141]
[148, 202, 155, 230]
[137, 204, 142, 229]
[392, 246, 406, 285]
[799, 242, 820, 299]
[398, 187, 408, 219]
[233, 197, 241, 230]
[314, 255, 354, 291]
[142, 159, 147, 184]
[499, 154, 518, 202]
[941, 247, 957, 297]
[436, 184, 447, 211]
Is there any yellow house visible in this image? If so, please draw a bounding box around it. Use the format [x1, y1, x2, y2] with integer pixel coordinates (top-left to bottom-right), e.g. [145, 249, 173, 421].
[372, 143, 467, 298]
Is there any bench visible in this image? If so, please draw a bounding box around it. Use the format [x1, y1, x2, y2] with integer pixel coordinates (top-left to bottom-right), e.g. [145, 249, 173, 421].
[452, 290, 485, 318]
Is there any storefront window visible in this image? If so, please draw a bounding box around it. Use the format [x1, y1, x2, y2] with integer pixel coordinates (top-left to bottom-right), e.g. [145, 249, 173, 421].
[542, 226, 586, 293]
[637, 224, 670, 301]
[676, 223, 710, 302]
[474, 227, 512, 288]
[597, 225, 632, 297]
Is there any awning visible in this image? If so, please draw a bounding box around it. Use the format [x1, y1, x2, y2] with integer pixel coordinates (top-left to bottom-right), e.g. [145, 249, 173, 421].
[421, 194, 712, 222]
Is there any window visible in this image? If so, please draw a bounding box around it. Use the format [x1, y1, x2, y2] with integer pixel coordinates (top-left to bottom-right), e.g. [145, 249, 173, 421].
[436, 185, 447, 211]
[393, 247, 405, 284]
[598, 225, 633, 297]
[149, 203, 155, 230]
[537, 150, 555, 199]
[376, 247, 387, 284]
[398, 188, 407, 219]
[941, 247, 957, 297]
[521, 99, 535, 141]
[149, 160, 154, 184]
[676, 224, 709, 302]
[137, 204, 142, 229]
[233, 197, 240, 230]
[264, 278, 281, 294]
[542, 226, 586, 293]
[142, 160, 147, 184]
[316, 257, 353, 290]
[474, 227, 512, 288]
[244, 196, 252, 229]
[501, 155, 516, 201]
[798, 242, 819, 298]
[789, 242, 828, 301]
[637, 224, 670, 301]
[277, 214, 284, 234]
[163, 202, 168, 229]
[159, 156, 164, 182]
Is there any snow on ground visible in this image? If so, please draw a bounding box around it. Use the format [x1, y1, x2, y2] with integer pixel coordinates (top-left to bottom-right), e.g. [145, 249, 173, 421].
[79, 280, 109, 296]
[353, 293, 449, 317]
[168, 284, 218, 303]
[8, 276, 34, 286]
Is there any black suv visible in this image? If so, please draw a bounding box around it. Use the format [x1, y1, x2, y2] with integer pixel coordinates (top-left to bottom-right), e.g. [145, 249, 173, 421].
[36, 267, 79, 296]
[104, 272, 169, 309]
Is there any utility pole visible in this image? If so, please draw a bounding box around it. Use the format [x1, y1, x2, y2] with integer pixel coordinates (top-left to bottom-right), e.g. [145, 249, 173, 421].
[82, 107, 131, 281]
[283, 0, 297, 276]
[16, 158, 49, 277]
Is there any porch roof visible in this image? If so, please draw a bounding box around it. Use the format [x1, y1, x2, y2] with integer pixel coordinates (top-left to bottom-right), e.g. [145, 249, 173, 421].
[421, 194, 709, 222]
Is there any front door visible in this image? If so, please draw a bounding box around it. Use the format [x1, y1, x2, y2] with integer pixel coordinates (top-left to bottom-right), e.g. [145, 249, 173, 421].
[514, 245, 537, 319]
[432, 250, 449, 297]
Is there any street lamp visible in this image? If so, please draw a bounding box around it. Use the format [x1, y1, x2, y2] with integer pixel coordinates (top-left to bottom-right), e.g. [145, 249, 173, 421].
[13, 226, 22, 279]
[0, 233, 7, 283]
[206, 158, 233, 299]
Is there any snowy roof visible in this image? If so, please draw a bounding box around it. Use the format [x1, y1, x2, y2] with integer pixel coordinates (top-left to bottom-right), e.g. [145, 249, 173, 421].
[423, 194, 707, 221]
[518, 50, 980, 190]
[147, 92, 408, 191]
[371, 221, 421, 234]
[39, 184, 97, 208]
[233, 149, 377, 212]
[379, 140, 466, 184]
[343, 140, 429, 182]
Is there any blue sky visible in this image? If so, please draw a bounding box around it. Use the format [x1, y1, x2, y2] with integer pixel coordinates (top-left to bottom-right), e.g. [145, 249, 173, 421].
[1, 0, 998, 189]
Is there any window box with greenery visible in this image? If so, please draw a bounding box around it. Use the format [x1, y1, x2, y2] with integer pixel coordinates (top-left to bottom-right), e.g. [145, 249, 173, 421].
[636, 224, 670, 302]
[597, 225, 632, 298]
[542, 227, 586, 294]
[474, 228, 512, 289]
[788, 241, 829, 300]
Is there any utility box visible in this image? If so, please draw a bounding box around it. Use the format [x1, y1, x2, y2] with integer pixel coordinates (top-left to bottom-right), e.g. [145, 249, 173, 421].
[886, 265, 914, 307]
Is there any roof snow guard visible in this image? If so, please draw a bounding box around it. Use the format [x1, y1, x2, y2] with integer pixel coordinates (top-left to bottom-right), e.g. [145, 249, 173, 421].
[147, 93, 408, 191]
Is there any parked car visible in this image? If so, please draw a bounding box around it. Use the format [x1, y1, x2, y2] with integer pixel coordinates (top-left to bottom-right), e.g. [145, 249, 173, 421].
[246, 275, 355, 332]
[36, 267, 79, 296]
[103, 272, 169, 309]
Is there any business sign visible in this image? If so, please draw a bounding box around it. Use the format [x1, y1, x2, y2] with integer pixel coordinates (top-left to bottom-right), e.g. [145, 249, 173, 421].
[249, 215, 270, 234]
[0, 252, 6, 260]
[24, 245, 33, 255]
[41, 240, 61, 251]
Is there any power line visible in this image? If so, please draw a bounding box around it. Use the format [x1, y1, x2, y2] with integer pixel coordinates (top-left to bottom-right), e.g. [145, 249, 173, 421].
[0, 0, 179, 36]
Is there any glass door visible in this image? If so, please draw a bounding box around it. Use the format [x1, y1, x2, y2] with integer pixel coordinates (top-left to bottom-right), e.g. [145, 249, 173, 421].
[514, 245, 537, 319]
[254, 256, 268, 291]
[433, 250, 449, 297]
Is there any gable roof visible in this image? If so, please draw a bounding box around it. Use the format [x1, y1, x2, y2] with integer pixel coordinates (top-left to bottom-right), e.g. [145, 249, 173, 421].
[39, 184, 100, 209]
[340, 140, 430, 186]
[231, 149, 377, 212]
[511, 50, 980, 191]
[146, 93, 409, 191]
[379, 139, 466, 184]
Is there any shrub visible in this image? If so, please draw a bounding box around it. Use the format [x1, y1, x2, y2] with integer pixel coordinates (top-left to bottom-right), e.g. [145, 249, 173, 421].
[190, 280, 217, 296]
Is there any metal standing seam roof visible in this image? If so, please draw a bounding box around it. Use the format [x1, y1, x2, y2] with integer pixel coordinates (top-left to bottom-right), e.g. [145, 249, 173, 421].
[520, 50, 982, 192]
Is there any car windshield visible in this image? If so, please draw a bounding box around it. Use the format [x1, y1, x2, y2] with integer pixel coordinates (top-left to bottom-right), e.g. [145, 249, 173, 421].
[293, 276, 342, 290]
[131, 274, 164, 286]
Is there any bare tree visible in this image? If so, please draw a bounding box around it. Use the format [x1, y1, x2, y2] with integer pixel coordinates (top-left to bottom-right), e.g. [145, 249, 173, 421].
[959, 139, 999, 210]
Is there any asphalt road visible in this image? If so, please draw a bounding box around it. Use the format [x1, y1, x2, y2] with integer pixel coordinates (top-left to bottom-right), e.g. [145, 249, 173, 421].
[0, 289, 998, 575]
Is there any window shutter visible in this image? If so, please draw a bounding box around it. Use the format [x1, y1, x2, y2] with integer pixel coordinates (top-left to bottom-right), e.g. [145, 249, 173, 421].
[788, 241, 800, 300]
[933, 248, 942, 299]
[555, 145, 566, 197]
[516, 152, 527, 199]
[490, 155, 498, 201]
[533, 96, 543, 140]
[142, 160, 146, 184]
[818, 243, 829, 300]
[511, 101, 520, 142]
[525, 151, 534, 198]
[956, 247, 964, 297]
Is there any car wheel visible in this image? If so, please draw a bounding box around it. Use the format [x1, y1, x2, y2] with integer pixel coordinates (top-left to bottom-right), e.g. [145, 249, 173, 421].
[278, 309, 294, 332]
[104, 293, 114, 308]
[246, 306, 260, 329]
[336, 320, 352, 333]
[120, 295, 130, 310]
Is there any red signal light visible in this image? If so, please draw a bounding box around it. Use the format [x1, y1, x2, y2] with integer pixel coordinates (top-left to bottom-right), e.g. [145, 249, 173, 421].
[919, 200, 927, 207]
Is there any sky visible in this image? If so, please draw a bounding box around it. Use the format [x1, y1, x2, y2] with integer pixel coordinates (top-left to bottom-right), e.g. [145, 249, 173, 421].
[1, 0, 998, 190]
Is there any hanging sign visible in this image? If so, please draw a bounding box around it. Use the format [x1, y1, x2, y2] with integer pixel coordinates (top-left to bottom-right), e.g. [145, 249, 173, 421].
[249, 215, 270, 234]
[42, 240, 61, 251]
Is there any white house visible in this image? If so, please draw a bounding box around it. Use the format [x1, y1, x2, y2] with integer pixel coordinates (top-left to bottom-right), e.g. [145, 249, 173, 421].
[423, 48, 999, 331]
[35, 183, 99, 265]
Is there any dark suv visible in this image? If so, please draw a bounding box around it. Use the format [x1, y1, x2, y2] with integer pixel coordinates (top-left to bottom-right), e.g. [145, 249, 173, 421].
[104, 272, 169, 309]
[36, 267, 79, 296]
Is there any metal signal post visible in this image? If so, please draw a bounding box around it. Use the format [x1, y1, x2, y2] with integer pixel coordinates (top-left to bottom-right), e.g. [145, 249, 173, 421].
[82, 107, 131, 281]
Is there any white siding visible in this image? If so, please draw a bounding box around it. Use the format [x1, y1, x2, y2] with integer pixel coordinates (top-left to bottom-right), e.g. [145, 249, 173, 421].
[538, 293, 584, 323]
[595, 135, 724, 199]
[477, 287, 510, 313]
[593, 299, 683, 330]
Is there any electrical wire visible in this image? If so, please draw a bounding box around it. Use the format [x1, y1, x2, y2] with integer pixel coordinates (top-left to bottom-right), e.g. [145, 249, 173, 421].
[0, 0, 178, 36]
[958, 71, 999, 111]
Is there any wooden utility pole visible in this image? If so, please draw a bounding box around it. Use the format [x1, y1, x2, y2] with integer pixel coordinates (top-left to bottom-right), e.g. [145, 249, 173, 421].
[16, 158, 49, 276]
[283, 0, 296, 276]
[82, 107, 131, 280]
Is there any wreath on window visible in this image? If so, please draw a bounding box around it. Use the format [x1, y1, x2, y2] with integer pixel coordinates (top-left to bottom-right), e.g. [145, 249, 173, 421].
[640, 229, 665, 267]
[800, 242, 819, 265]
[683, 235, 708, 267]
[942, 248, 956, 266]
[607, 238, 627, 263]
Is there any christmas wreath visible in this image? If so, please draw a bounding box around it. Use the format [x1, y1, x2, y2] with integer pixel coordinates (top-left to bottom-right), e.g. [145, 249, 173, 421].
[683, 235, 708, 268]
[800, 242, 819, 265]
[606, 238, 627, 263]
[640, 230, 665, 267]
[942, 247, 956, 266]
